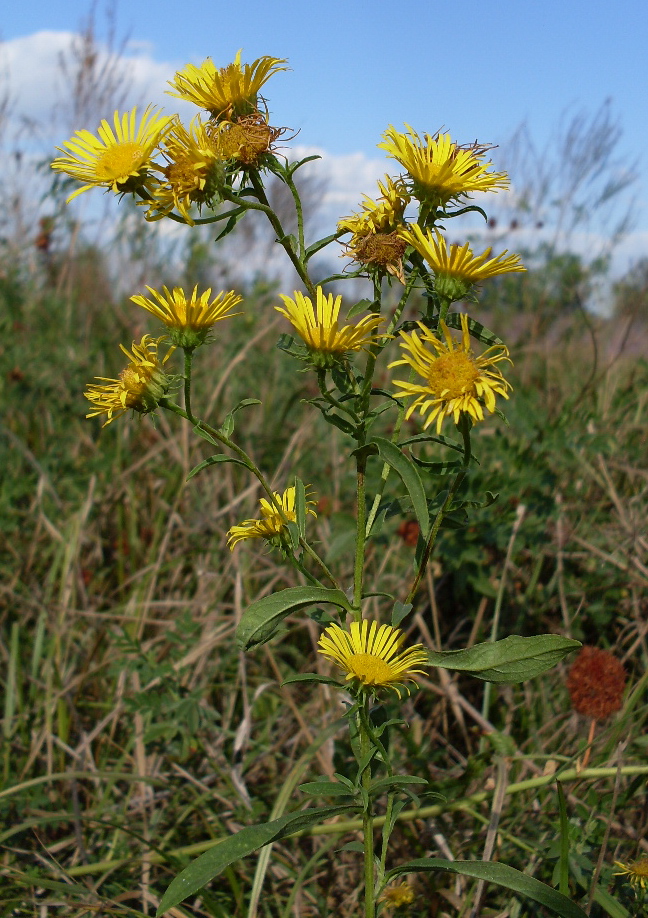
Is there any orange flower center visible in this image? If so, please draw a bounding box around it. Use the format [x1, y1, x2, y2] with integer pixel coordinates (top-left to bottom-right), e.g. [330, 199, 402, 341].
[96, 142, 145, 181]
[426, 351, 478, 397]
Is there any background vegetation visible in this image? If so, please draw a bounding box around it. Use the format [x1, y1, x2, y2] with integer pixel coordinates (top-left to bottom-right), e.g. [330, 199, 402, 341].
[0, 12, 647, 917]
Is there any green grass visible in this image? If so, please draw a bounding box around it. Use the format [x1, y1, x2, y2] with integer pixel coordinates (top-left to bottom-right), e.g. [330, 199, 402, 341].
[1, 267, 647, 917]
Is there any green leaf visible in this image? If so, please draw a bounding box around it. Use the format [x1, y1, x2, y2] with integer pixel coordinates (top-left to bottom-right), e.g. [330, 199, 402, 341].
[304, 231, 341, 262]
[186, 453, 250, 481]
[386, 859, 588, 918]
[157, 805, 357, 913]
[282, 673, 343, 688]
[392, 601, 413, 627]
[237, 587, 353, 651]
[346, 297, 373, 318]
[371, 437, 430, 538]
[299, 781, 355, 798]
[369, 775, 428, 796]
[444, 313, 504, 348]
[426, 635, 581, 683]
[219, 398, 262, 438]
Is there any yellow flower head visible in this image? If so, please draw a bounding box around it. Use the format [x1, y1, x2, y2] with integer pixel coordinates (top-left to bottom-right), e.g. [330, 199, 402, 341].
[338, 176, 411, 280]
[85, 335, 174, 426]
[379, 125, 509, 211]
[52, 107, 172, 202]
[276, 288, 384, 368]
[227, 486, 316, 550]
[146, 116, 225, 223]
[401, 225, 526, 301]
[381, 883, 416, 908]
[318, 621, 428, 697]
[389, 313, 511, 433]
[130, 285, 242, 349]
[168, 50, 289, 120]
[614, 857, 648, 891]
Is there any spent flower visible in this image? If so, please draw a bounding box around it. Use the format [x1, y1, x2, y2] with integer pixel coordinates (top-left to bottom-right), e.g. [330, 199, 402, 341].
[318, 620, 428, 697]
[390, 313, 511, 433]
[85, 335, 174, 426]
[566, 646, 626, 721]
[52, 107, 172, 201]
[130, 285, 242, 349]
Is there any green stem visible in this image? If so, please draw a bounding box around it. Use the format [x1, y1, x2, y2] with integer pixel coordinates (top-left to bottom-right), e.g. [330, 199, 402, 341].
[183, 348, 195, 423]
[405, 416, 472, 604]
[242, 175, 316, 297]
[316, 368, 359, 422]
[359, 694, 375, 918]
[159, 399, 340, 588]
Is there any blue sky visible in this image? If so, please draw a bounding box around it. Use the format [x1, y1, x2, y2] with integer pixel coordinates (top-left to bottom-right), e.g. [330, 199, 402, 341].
[2, 0, 647, 271]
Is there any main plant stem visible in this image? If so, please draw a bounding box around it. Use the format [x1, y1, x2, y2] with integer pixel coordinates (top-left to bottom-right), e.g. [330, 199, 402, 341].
[405, 416, 472, 604]
[359, 694, 375, 918]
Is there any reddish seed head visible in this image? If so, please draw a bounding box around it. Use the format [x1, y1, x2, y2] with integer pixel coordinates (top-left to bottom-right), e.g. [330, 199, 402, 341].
[567, 646, 626, 721]
[397, 520, 420, 546]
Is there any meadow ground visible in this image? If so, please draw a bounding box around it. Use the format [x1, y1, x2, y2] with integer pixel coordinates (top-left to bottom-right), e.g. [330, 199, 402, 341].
[1, 264, 647, 917]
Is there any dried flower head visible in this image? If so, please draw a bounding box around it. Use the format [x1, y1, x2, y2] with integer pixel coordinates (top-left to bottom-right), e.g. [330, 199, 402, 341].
[566, 646, 626, 721]
[381, 882, 416, 908]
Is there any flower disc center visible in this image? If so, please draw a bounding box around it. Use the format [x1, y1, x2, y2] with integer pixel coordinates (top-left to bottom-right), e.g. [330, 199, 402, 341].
[96, 142, 145, 181]
[427, 352, 478, 397]
[348, 653, 394, 685]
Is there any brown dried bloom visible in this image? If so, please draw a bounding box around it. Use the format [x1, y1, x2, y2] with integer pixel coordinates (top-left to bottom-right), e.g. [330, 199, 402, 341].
[211, 113, 285, 166]
[566, 646, 626, 721]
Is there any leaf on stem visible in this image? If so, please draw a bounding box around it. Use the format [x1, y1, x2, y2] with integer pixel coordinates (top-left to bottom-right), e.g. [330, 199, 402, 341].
[426, 634, 581, 683]
[236, 586, 353, 650]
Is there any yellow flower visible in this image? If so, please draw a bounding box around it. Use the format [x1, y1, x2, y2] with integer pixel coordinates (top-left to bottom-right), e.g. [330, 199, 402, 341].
[276, 288, 384, 367]
[381, 883, 416, 908]
[130, 285, 242, 349]
[167, 50, 288, 119]
[318, 621, 428, 697]
[338, 176, 411, 280]
[52, 107, 172, 202]
[146, 117, 225, 223]
[401, 225, 525, 301]
[379, 125, 509, 210]
[85, 335, 174, 426]
[227, 486, 316, 550]
[614, 857, 648, 890]
[389, 313, 511, 433]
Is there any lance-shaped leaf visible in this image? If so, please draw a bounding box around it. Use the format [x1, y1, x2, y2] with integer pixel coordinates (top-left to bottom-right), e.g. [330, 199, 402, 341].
[385, 858, 587, 918]
[426, 634, 580, 683]
[157, 805, 357, 914]
[371, 437, 430, 538]
[237, 586, 353, 651]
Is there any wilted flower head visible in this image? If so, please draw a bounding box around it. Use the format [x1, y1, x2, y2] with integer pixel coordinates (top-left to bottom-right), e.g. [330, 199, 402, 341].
[338, 176, 411, 280]
[52, 107, 172, 201]
[567, 646, 626, 721]
[381, 883, 416, 908]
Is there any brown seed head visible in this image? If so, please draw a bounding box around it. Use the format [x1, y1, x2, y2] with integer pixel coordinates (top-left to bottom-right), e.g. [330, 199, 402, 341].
[566, 646, 626, 721]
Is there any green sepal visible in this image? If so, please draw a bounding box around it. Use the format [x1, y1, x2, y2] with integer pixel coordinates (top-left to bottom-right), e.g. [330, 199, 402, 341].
[237, 586, 353, 650]
[426, 634, 581, 683]
[156, 805, 359, 914]
[385, 859, 587, 918]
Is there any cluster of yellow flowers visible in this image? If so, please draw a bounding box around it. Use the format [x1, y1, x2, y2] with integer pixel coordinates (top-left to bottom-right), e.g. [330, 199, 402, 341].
[52, 50, 528, 699]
